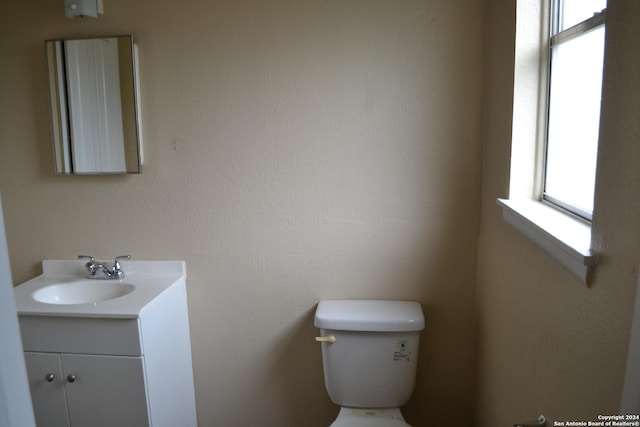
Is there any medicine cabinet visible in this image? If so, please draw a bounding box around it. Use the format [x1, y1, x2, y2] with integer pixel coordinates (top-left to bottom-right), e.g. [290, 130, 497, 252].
[45, 35, 142, 174]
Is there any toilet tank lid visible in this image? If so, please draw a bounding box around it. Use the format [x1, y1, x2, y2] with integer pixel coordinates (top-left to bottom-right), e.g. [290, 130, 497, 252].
[314, 300, 425, 332]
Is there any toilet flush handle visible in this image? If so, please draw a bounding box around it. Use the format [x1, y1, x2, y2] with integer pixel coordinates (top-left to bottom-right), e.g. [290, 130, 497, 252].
[315, 335, 336, 343]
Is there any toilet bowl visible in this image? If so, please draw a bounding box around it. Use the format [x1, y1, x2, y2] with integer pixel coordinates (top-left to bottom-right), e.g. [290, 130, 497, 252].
[314, 300, 425, 427]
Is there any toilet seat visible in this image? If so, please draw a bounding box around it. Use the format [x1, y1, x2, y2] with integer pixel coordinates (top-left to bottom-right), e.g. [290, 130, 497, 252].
[330, 419, 411, 427]
[329, 407, 411, 427]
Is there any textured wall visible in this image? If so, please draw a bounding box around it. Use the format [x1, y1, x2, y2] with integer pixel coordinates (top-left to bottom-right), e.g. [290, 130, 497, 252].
[0, 1, 485, 425]
[475, 0, 640, 425]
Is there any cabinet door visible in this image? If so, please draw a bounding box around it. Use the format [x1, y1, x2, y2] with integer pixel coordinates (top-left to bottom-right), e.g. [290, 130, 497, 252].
[24, 352, 71, 427]
[62, 354, 150, 427]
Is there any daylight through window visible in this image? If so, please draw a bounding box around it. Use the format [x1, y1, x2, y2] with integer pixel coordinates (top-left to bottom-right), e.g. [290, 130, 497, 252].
[543, 0, 606, 220]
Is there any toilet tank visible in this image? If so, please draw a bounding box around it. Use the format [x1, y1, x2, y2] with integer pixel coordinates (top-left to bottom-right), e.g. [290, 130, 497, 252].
[314, 300, 425, 408]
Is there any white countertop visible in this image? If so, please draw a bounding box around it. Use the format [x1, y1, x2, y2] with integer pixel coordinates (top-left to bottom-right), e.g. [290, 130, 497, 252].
[13, 260, 186, 318]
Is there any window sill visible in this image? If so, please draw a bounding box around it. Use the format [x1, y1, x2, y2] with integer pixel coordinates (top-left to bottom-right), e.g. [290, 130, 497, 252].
[496, 198, 599, 286]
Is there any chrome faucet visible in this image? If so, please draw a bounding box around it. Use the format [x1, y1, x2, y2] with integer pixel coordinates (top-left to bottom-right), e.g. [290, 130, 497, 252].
[79, 255, 130, 280]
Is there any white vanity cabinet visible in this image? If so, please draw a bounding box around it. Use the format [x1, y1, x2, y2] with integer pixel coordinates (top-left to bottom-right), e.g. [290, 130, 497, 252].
[16, 263, 197, 427]
[24, 351, 148, 427]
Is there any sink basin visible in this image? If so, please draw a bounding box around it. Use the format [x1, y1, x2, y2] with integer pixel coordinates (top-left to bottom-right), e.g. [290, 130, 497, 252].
[14, 260, 186, 317]
[32, 281, 135, 305]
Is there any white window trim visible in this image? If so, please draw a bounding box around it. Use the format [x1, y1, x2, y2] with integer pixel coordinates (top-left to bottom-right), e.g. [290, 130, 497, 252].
[498, 0, 600, 286]
[497, 198, 598, 284]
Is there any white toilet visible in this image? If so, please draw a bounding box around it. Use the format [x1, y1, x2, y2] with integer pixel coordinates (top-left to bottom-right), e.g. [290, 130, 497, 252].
[314, 300, 425, 427]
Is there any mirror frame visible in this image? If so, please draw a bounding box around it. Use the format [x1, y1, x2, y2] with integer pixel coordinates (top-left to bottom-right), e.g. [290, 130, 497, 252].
[45, 35, 142, 175]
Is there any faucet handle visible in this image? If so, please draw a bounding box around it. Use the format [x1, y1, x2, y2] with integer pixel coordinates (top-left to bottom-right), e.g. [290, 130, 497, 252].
[78, 255, 98, 277]
[114, 255, 131, 265]
[112, 255, 130, 279]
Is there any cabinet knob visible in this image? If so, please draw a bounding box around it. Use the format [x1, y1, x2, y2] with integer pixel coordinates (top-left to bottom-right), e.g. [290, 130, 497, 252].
[45, 373, 55, 382]
[66, 374, 76, 383]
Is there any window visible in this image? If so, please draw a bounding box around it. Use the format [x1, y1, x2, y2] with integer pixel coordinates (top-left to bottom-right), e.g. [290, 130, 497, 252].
[543, 0, 606, 220]
[497, 0, 606, 285]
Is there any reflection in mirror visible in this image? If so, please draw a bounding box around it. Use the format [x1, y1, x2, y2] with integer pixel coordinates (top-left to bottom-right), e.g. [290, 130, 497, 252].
[46, 35, 142, 174]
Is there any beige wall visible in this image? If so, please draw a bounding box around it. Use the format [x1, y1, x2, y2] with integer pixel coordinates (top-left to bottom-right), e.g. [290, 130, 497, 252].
[0, 1, 485, 425]
[476, 0, 640, 425]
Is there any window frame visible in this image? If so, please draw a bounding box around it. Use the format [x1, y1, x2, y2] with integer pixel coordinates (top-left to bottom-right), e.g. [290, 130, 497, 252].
[497, 0, 605, 286]
[541, 2, 607, 221]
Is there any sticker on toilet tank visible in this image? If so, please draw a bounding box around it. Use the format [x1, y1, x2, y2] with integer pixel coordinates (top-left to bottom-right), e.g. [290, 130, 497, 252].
[393, 340, 411, 362]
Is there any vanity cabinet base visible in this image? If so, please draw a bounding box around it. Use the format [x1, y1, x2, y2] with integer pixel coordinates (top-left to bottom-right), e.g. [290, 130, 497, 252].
[20, 280, 197, 427]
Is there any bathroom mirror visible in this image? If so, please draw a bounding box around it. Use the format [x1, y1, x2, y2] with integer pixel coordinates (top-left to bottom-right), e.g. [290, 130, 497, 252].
[46, 35, 142, 174]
